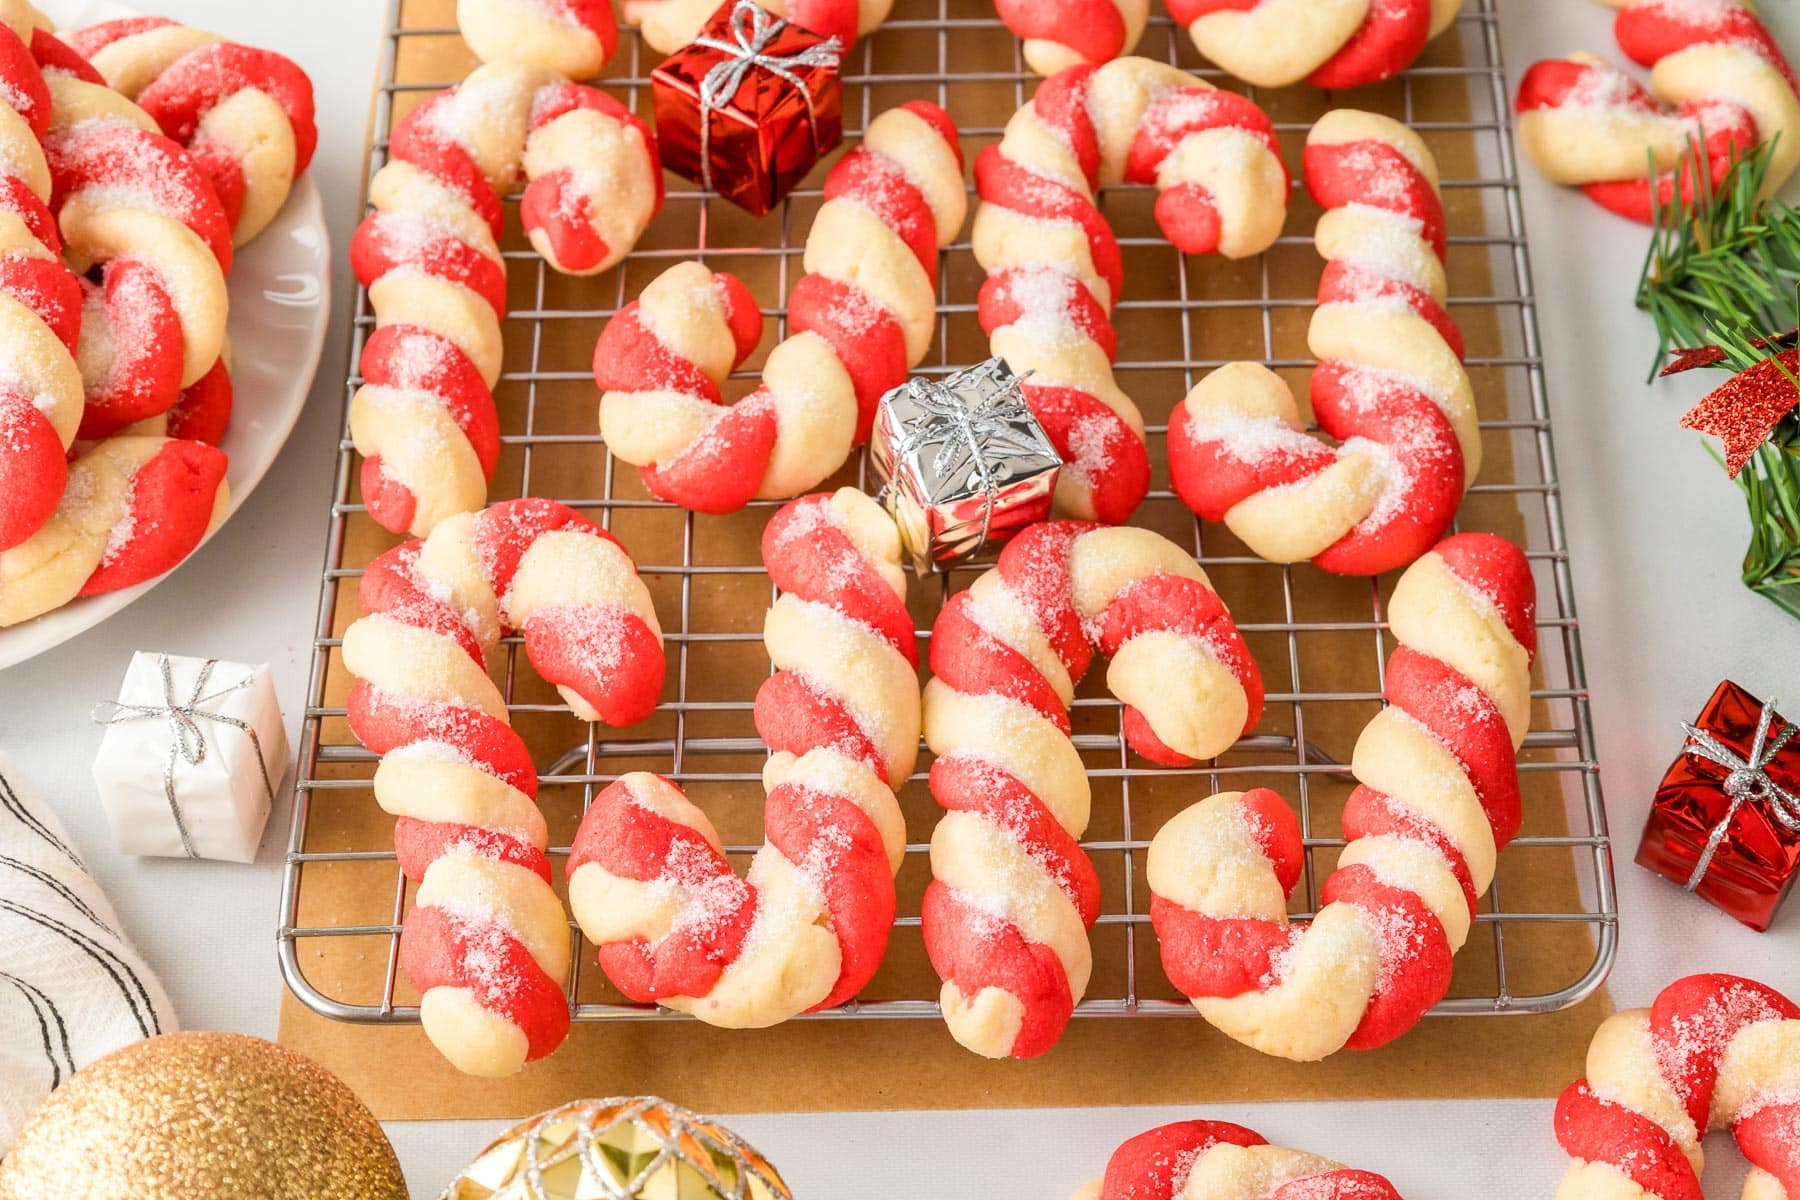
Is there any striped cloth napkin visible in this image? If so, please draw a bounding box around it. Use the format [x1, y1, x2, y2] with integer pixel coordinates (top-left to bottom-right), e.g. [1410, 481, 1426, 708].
[0, 750, 175, 1149]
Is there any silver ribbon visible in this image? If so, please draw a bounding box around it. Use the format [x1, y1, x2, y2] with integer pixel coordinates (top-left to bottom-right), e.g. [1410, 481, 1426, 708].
[691, 0, 841, 193]
[91, 656, 276, 860]
[1680, 694, 1800, 889]
[886, 360, 1043, 549]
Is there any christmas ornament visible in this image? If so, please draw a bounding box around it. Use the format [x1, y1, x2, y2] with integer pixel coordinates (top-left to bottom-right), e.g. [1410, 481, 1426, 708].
[442, 1097, 790, 1200]
[870, 357, 1062, 570]
[1637, 680, 1800, 930]
[0, 1032, 404, 1200]
[1639, 145, 1800, 618]
[652, 0, 842, 216]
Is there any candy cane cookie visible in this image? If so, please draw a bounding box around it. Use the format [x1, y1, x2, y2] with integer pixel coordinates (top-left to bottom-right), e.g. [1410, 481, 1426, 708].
[1517, 0, 1800, 221]
[568, 488, 917, 1026]
[1072, 1120, 1405, 1200]
[921, 521, 1262, 1059]
[974, 59, 1288, 524]
[0, 8, 82, 551]
[37, 38, 233, 444]
[594, 101, 965, 514]
[455, 0, 617, 80]
[994, 0, 1150, 76]
[1169, 110, 1477, 576]
[0, 436, 229, 627]
[1149, 532, 1535, 1060]
[1555, 973, 1800, 1200]
[63, 18, 317, 248]
[348, 65, 659, 538]
[340, 498, 665, 1076]
[1167, 0, 1463, 90]
[623, 0, 891, 57]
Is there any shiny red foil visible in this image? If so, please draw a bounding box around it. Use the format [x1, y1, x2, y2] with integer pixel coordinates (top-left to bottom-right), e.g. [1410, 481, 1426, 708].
[651, 2, 843, 217]
[1637, 679, 1800, 930]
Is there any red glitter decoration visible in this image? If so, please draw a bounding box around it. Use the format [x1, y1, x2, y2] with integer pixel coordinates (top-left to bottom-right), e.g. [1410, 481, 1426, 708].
[1638, 680, 1800, 931]
[1678, 346, 1800, 477]
[1661, 328, 1800, 377]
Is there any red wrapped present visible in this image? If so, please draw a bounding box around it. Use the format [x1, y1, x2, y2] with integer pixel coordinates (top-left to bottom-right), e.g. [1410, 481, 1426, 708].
[652, 0, 843, 216]
[1637, 680, 1800, 930]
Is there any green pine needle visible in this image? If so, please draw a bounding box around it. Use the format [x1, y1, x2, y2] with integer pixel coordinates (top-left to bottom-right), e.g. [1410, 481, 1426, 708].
[1636, 140, 1800, 619]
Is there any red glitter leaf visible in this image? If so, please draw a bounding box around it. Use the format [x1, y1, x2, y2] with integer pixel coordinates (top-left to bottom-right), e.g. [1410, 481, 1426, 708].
[1679, 347, 1800, 477]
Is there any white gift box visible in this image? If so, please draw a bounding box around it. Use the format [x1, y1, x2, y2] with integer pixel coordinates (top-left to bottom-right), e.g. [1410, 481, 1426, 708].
[91, 653, 289, 863]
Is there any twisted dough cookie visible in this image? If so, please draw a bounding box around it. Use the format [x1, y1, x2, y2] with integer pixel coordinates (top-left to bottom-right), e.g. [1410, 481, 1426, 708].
[1072, 1120, 1404, 1200]
[1555, 973, 1799, 1200]
[994, 0, 1149, 75]
[64, 18, 317, 247]
[0, 436, 229, 628]
[623, 0, 891, 56]
[456, 0, 617, 79]
[341, 498, 665, 1076]
[1170, 110, 1477, 576]
[1149, 532, 1535, 1060]
[568, 488, 917, 1026]
[974, 59, 1287, 524]
[1167, 0, 1462, 90]
[1517, 0, 1800, 221]
[595, 101, 965, 513]
[349, 65, 659, 538]
[922, 522, 1262, 1059]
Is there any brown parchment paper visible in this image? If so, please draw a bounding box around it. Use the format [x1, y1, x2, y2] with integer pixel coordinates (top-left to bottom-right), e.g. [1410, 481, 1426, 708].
[277, 0, 1613, 1118]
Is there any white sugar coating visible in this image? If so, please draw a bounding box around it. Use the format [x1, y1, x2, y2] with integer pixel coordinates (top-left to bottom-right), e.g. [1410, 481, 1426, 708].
[779, 598, 887, 722]
[55, 118, 218, 227]
[1059, 411, 1122, 490]
[387, 737, 478, 767]
[1362, 897, 1435, 996]
[1335, 204, 1433, 278]
[1654, 979, 1794, 1095]
[369, 210, 472, 258]
[439, 910, 526, 1002]
[1557, 60, 1652, 113]
[777, 785, 859, 889]
[943, 755, 1087, 903]
[1190, 408, 1317, 466]
[1330, 143, 1420, 210]
[542, 603, 636, 678]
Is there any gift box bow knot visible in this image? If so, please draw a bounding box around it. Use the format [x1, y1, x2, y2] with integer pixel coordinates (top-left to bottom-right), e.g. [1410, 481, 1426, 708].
[694, 0, 841, 192]
[91, 656, 277, 859]
[1681, 694, 1800, 888]
[888, 364, 1046, 533]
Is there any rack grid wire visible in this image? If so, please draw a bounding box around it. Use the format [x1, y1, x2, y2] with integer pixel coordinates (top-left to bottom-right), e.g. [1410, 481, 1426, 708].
[280, 0, 1618, 1032]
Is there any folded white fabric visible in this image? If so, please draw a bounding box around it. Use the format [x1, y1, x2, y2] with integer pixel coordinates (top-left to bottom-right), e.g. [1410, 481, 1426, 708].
[0, 751, 176, 1150]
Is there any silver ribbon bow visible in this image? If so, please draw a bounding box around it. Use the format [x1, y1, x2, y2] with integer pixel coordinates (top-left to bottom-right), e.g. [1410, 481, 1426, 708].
[887, 361, 1043, 548]
[1680, 695, 1800, 889]
[91, 656, 276, 859]
[692, 0, 841, 193]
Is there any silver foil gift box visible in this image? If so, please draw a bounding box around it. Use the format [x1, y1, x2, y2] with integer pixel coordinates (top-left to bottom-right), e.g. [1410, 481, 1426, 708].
[870, 358, 1062, 570]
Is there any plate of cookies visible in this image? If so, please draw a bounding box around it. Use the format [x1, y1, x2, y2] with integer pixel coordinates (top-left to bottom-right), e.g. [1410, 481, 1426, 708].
[0, 2, 328, 669]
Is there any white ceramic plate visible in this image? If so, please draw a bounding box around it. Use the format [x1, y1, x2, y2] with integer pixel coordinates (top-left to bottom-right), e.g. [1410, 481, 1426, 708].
[0, 172, 331, 671]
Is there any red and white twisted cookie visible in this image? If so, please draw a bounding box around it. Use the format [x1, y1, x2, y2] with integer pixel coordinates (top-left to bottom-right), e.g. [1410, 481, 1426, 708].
[595, 101, 965, 514]
[0, 8, 82, 551]
[64, 18, 317, 247]
[1555, 973, 1800, 1200]
[350, 64, 659, 537]
[568, 489, 916, 1025]
[1169, 111, 1477, 576]
[456, 0, 617, 79]
[921, 521, 1262, 1059]
[1166, 0, 1462, 90]
[1073, 1120, 1405, 1200]
[623, 0, 891, 57]
[994, 0, 1149, 75]
[0, 435, 229, 627]
[340, 498, 666, 1076]
[1149, 532, 1535, 1060]
[973, 58, 1287, 524]
[1517, 0, 1800, 221]
[40, 41, 234, 442]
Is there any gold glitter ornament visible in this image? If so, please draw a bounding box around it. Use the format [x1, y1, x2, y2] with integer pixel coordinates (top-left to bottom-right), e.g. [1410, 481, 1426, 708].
[443, 1097, 791, 1200]
[0, 1031, 406, 1200]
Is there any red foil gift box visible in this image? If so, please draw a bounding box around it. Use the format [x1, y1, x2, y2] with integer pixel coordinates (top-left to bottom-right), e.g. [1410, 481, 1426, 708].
[1637, 680, 1800, 930]
[652, 0, 843, 217]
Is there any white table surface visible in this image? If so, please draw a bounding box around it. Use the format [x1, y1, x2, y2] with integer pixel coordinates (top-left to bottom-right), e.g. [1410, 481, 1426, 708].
[4, 1, 1800, 1195]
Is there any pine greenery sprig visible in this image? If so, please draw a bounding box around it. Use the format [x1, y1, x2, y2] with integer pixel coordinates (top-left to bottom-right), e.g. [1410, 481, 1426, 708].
[1636, 143, 1800, 619]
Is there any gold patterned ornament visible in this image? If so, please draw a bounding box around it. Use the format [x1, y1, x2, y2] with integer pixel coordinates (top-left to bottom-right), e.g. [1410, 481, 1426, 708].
[444, 1097, 792, 1200]
[0, 1031, 405, 1200]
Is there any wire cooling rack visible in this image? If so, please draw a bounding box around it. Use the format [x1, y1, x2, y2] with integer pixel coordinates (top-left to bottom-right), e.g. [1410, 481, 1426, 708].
[279, 0, 1618, 1032]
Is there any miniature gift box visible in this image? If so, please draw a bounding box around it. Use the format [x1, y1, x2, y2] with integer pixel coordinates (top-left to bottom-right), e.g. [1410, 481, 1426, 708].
[1637, 680, 1800, 930]
[870, 357, 1063, 570]
[92, 653, 287, 863]
[651, 0, 843, 216]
